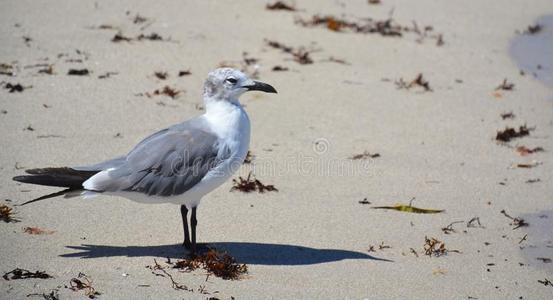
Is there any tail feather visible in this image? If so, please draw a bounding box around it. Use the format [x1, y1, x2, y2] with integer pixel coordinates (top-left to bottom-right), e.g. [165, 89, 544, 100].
[13, 167, 99, 189]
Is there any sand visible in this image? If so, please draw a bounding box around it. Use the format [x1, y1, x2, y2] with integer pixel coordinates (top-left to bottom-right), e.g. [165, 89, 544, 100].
[1, 0, 552, 299]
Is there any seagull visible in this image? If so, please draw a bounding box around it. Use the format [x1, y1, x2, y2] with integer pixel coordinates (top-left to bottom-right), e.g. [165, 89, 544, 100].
[12, 68, 277, 254]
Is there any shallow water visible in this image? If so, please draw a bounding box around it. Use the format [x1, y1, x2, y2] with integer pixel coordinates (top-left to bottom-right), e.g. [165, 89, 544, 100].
[509, 15, 553, 90]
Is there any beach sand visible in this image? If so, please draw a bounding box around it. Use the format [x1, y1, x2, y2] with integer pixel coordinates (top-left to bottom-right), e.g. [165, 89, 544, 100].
[1, 0, 552, 298]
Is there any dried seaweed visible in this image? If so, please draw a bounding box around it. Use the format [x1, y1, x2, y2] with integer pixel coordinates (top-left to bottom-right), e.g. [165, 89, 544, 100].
[0, 63, 15, 76]
[98, 71, 118, 79]
[145, 86, 181, 99]
[178, 70, 191, 77]
[231, 172, 278, 193]
[296, 15, 403, 36]
[272, 65, 289, 71]
[423, 237, 459, 257]
[523, 24, 542, 35]
[358, 198, 371, 205]
[137, 33, 165, 41]
[536, 257, 551, 263]
[24, 227, 55, 235]
[3, 268, 53, 280]
[38, 65, 54, 75]
[322, 56, 350, 65]
[538, 278, 552, 287]
[26, 289, 59, 300]
[500, 112, 515, 120]
[132, 14, 148, 24]
[154, 71, 168, 80]
[511, 160, 542, 169]
[395, 73, 432, 91]
[0, 204, 19, 222]
[147, 259, 191, 291]
[495, 79, 514, 91]
[112, 32, 169, 42]
[500, 209, 528, 230]
[174, 248, 248, 280]
[4, 83, 25, 92]
[372, 199, 443, 214]
[441, 221, 464, 234]
[68, 273, 101, 298]
[467, 217, 484, 228]
[67, 69, 89, 76]
[266, 1, 296, 11]
[295, 14, 444, 45]
[516, 146, 544, 156]
[265, 40, 314, 64]
[349, 151, 380, 160]
[111, 32, 133, 42]
[496, 125, 532, 142]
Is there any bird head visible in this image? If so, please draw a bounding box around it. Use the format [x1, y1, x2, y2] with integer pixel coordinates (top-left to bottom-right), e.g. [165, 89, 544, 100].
[203, 68, 277, 103]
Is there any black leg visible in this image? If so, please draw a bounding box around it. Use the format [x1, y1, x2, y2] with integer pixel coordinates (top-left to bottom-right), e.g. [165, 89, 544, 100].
[180, 205, 191, 250]
[191, 207, 198, 255]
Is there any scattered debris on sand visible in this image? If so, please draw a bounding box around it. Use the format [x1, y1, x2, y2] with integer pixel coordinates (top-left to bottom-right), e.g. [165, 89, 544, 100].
[37, 65, 54, 75]
[522, 24, 542, 35]
[3, 82, 27, 93]
[174, 248, 248, 280]
[500, 209, 529, 229]
[358, 198, 371, 205]
[495, 79, 514, 91]
[395, 73, 432, 92]
[272, 65, 289, 71]
[265, 39, 315, 65]
[372, 198, 443, 214]
[178, 70, 191, 77]
[467, 217, 484, 228]
[67, 69, 89, 76]
[112, 32, 171, 43]
[142, 86, 182, 99]
[349, 151, 380, 160]
[98, 71, 118, 79]
[147, 259, 192, 291]
[423, 236, 460, 257]
[510, 160, 542, 169]
[231, 172, 278, 193]
[3, 268, 53, 280]
[441, 221, 464, 234]
[0, 63, 15, 76]
[111, 32, 133, 42]
[154, 71, 168, 80]
[26, 289, 60, 300]
[515, 146, 544, 156]
[266, 1, 297, 11]
[68, 273, 101, 298]
[23, 226, 55, 235]
[538, 278, 552, 287]
[500, 112, 515, 120]
[295, 15, 443, 45]
[496, 125, 532, 142]
[0, 204, 19, 222]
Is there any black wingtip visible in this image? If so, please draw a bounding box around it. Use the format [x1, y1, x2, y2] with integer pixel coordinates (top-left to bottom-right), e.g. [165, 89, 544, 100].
[17, 188, 78, 206]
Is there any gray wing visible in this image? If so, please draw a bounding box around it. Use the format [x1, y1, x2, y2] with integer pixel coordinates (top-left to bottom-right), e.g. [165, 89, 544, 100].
[84, 117, 231, 196]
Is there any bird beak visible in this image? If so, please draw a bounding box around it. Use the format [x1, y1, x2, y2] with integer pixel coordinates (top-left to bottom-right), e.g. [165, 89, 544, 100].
[243, 81, 277, 94]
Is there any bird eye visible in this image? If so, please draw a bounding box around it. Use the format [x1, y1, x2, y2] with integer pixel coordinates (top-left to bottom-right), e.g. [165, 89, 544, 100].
[225, 77, 238, 84]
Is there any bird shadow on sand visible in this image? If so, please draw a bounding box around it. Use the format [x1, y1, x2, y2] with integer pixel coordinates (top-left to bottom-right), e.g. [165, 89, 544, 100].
[61, 242, 392, 265]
